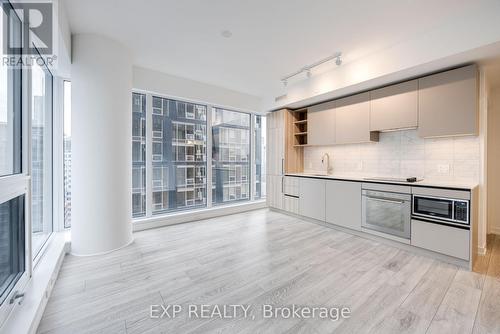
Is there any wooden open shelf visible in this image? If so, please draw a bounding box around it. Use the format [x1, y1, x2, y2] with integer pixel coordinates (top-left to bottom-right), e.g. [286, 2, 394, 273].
[293, 119, 308, 124]
[284, 107, 308, 173]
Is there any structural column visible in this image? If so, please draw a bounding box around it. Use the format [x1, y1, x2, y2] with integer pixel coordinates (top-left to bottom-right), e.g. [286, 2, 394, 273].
[71, 34, 133, 255]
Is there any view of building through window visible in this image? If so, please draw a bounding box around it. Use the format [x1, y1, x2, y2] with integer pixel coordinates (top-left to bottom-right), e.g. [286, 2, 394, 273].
[132, 93, 146, 217]
[131, 94, 265, 218]
[31, 62, 53, 257]
[211, 108, 250, 205]
[63, 81, 72, 227]
[151, 96, 207, 214]
[254, 115, 266, 199]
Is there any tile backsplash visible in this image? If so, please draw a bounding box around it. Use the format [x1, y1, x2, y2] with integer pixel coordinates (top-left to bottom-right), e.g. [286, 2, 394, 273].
[303, 130, 480, 183]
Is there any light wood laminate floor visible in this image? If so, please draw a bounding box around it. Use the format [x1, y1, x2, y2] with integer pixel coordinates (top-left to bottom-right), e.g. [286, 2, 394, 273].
[38, 209, 500, 334]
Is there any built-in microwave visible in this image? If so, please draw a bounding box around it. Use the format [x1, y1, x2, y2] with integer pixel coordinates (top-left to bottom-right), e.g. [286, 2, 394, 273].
[412, 195, 469, 226]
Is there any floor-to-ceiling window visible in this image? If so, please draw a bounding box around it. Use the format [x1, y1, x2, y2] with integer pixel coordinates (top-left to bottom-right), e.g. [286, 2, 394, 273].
[131, 92, 265, 220]
[211, 108, 250, 205]
[254, 115, 266, 199]
[151, 96, 207, 214]
[63, 81, 71, 228]
[132, 93, 146, 217]
[0, 1, 28, 325]
[31, 60, 53, 257]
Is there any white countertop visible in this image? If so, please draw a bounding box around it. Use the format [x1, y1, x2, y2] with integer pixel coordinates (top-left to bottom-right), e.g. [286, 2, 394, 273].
[285, 173, 478, 190]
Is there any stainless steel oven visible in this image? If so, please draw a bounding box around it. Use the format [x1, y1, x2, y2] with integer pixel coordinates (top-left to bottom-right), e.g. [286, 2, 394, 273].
[362, 190, 412, 239]
[412, 195, 469, 226]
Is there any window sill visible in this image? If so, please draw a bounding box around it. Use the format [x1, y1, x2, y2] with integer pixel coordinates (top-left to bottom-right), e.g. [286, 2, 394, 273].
[133, 199, 267, 231]
[1, 231, 69, 334]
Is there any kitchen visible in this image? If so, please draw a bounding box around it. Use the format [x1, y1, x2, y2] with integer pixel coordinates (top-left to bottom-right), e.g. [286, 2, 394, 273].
[267, 65, 481, 269]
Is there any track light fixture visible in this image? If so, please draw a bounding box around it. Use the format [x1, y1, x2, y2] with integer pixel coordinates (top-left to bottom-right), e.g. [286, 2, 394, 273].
[281, 52, 342, 86]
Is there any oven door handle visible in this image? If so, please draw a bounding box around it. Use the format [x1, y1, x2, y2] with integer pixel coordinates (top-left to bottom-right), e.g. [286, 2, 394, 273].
[365, 196, 405, 205]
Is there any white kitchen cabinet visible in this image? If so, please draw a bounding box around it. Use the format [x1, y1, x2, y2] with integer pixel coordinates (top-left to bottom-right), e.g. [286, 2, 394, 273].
[325, 180, 361, 231]
[266, 110, 286, 210]
[335, 92, 379, 144]
[411, 219, 470, 260]
[299, 178, 326, 221]
[370, 80, 418, 131]
[267, 175, 283, 210]
[266, 110, 285, 176]
[283, 176, 299, 197]
[283, 195, 299, 214]
[308, 101, 336, 146]
[418, 65, 478, 138]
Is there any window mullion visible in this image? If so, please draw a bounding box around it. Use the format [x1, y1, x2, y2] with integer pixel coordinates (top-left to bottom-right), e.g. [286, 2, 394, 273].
[250, 115, 256, 201]
[145, 94, 153, 218]
[206, 105, 213, 208]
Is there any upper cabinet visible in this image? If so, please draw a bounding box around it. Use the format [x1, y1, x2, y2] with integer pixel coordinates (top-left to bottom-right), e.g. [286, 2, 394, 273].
[370, 80, 418, 131]
[307, 101, 336, 146]
[418, 65, 478, 138]
[335, 92, 379, 144]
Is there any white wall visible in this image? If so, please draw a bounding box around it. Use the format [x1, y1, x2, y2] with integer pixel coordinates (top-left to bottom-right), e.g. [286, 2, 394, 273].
[133, 66, 262, 113]
[71, 34, 133, 255]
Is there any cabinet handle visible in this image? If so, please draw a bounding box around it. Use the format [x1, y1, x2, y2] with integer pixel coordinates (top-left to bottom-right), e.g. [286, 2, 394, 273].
[281, 177, 284, 194]
[281, 158, 284, 174]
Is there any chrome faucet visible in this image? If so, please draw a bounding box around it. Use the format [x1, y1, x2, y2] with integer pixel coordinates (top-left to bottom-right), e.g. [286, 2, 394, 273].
[321, 153, 330, 174]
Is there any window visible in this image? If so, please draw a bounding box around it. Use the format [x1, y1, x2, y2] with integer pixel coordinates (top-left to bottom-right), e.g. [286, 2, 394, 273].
[131, 93, 264, 219]
[211, 108, 250, 205]
[132, 93, 146, 217]
[0, 35, 21, 176]
[31, 60, 53, 258]
[0, 3, 28, 324]
[63, 81, 71, 228]
[151, 97, 207, 214]
[0, 195, 25, 304]
[254, 115, 266, 199]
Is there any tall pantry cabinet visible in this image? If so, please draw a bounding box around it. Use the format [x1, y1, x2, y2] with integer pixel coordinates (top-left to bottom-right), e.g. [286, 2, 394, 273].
[266, 109, 285, 210]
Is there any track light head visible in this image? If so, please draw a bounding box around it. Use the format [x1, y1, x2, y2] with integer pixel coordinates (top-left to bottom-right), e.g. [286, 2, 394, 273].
[282, 79, 288, 87]
[335, 55, 342, 66]
[306, 69, 312, 78]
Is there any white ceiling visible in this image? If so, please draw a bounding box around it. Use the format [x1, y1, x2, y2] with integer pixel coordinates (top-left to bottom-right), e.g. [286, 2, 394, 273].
[65, 0, 489, 98]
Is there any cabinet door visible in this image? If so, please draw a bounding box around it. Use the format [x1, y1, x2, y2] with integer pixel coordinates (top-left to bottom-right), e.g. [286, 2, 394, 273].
[370, 80, 418, 131]
[266, 111, 285, 176]
[283, 176, 299, 197]
[267, 175, 283, 210]
[308, 101, 336, 145]
[325, 180, 361, 230]
[411, 219, 469, 260]
[299, 178, 326, 221]
[418, 65, 478, 138]
[283, 195, 299, 214]
[335, 92, 378, 144]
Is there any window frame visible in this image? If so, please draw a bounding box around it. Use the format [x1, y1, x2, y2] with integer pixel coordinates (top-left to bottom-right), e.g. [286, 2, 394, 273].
[0, 0, 30, 324]
[132, 90, 266, 221]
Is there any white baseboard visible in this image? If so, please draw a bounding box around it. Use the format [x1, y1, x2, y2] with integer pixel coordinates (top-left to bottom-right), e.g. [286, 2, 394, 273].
[133, 200, 268, 231]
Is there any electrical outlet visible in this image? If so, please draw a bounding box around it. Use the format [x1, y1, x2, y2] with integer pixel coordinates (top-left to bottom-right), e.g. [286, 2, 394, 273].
[438, 164, 450, 174]
[356, 161, 363, 171]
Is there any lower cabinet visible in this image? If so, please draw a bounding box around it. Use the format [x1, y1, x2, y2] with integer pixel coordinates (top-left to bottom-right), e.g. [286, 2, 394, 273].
[267, 175, 283, 210]
[411, 219, 470, 260]
[325, 180, 362, 231]
[283, 195, 299, 214]
[299, 178, 326, 221]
